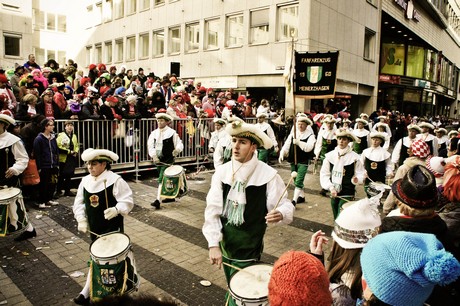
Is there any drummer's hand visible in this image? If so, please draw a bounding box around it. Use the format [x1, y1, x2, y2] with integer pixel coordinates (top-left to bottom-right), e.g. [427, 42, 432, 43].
[153, 156, 160, 164]
[209, 247, 222, 268]
[265, 210, 283, 223]
[330, 188, 337, 198]
[309, 230, 329, 256]
[387, 173, 394, 179]
[77, 221, 88, 233]
[104, 207, 118, 220]
[172, 149, 179, 157]
[5, 168, 15, 179]
[352, 176, 359, 184]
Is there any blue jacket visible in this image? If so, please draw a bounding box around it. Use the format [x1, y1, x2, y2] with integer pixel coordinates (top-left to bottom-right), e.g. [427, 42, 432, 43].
[33, 133, 59, 169]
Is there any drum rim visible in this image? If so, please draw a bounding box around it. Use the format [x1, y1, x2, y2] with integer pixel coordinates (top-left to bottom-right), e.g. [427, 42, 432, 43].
[0, 187, 21, 201]
[228, 263, 272, 300]
[89, 232, 131, 259]
[164, 165, 184, 176]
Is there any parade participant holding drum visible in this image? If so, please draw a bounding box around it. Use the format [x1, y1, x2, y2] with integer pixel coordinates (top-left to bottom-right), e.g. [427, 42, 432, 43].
[203, 120, 294, 306]
[0, 114, 37, 241]
[72, 148, 134, 305]
[147, 109, 183, 209]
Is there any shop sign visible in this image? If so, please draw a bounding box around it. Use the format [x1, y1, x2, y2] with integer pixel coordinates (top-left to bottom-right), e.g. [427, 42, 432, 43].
[199, 76, 238, 89]
[394, 0, 421, 22]
[294, 51, 339, 98]
[414, 79, 430, 89]
[379, 75, 401, 84]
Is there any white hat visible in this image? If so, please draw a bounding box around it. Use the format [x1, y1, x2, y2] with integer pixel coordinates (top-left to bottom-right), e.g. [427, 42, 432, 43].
[225, 120, 273, 149]
[435, 128, 447, 134]
[342, 118, 352, 123]
[213, 118, 226, 125]
[360, 113, 369, 118]
[374, 122, 389, 130]
[331, 197, 381, 249]
[87, 86, 98, 93]
[448, 130, 458, 138]
[419, 122, 435, 130]
[407, 124, 422, 133]
[335, 128, 360, 143]
[256, 111, 268, 118]
[155, 110, 173, 122]
[322, 116, 337, 124]
[355, 118, 368, 126]
[126, 95, 137, 103]
[369, 132, 387, 141]
[0, 114, 15, 126]
[81, 148, 119, 162]
[296, 113, 313, 125]
[377, 115, 386, 120]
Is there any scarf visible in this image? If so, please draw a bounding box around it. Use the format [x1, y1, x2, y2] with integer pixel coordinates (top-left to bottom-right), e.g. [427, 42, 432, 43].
[44, 101, 54, 119]
[331, 146, 352, 193]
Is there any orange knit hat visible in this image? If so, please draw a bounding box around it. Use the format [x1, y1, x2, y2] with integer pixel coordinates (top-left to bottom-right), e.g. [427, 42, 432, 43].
[268, 250, 332, 306]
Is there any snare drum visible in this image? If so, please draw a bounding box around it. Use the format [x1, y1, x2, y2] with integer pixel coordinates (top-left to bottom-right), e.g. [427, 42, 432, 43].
[89, 233, 140, 301]
[0, 187, 28, 237]
[367, 181, 391, 203]
[161, 165, 188, 199]
[229, 263, 273, 306]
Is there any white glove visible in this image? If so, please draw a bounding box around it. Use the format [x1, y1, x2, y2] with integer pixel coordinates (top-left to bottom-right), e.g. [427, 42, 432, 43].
[104, 207, 118, 220]
[274, 146, 279, 153]
[78, 220, 88, 233]
[293, 138, 300, 145]
[278, 154, 284, 163]
[153, 156, 160, 164]
[172, 149, 179, 157]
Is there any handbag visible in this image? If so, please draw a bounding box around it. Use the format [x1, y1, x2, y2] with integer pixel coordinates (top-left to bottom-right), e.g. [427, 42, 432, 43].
[22, 159, 40, 186]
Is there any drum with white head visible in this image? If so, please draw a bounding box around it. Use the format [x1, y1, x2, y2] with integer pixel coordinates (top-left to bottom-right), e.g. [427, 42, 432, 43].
[90, 232, 131, 264]
[161, 165, 188, 198]
[0, 187, 28, 236]
[229, 263, 273, 306]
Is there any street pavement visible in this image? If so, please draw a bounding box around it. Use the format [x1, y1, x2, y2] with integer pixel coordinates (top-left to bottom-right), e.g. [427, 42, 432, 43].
[0, 162, 366, 306]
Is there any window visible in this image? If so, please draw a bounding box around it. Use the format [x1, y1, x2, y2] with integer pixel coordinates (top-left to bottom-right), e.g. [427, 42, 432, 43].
[406, 45, 424, 78]
[95, 2, 102, 25]
[227, 14, 243, 47]
[95, 44, 102, 64]
[86, 6, 93, 29]
[186, 23, 200, 52]
[115, 39, 123, 62]
[278, 3, 298, 41]
[47, 13, 56, 31]
[380, 43, 405, 76]
[140, 0, 150, 11]
[127, 36, 136, 60]
[86, 46, 92, 67]
[425, 50, 438, 82]
[48, 50, 56, 62]
[4, 33, 21, 57]
[153, 30, 164, 57]
[34, 9, 45, 30]
[105, 41, 113, 63]
[154, 0, 165, 6]
[114, 0, 124, 19]
[250, 9, 269, 44]
[139, 33, 149, 58]
[127, 0, 136, 15]
[169, 26, 181, 54]
[35, 47, 45, 65]
[103, 0, 113, 22]
[57, 15, 67, 32]
[363, 28, 375, 60]
[58, 51, 66, 67]
[205, 18, 219, 50]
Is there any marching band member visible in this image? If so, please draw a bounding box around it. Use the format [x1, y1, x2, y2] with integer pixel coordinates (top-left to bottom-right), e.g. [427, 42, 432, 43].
[391, 124, 421, 168]
[203, 120, 294, 305]
[254, 111, 278, 163]
[320, 129, 365, 219]
[314, 116, 338, 196]
[372, 115, 392, 138]
[213, 116, 242, 169]
[279, 113, 316, 205]
[209, 118, 227, 154]
[418, 122, 438, 156]
[72, 148, 134, 305]
[147, 109, 184, 209]
[352, 118, 370, 154]
[435, 128, 448, 158]
[353, 113, 372, 131]
[373, 122, 391, 150]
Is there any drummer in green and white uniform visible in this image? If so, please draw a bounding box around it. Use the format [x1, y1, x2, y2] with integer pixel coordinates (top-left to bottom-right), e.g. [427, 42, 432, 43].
[314, 116, 338, 196]
[147, 109, 184, 209]
[72, 148, 134, 305]
[279, 113, 316, 205]
[320, 129, 365, 219]
[352, 118, 370, 154]
[435, 128, 448, 158]
[255, 111, 278, 163]
[360, 132, 394, 196]
[203, 120, 294, 305]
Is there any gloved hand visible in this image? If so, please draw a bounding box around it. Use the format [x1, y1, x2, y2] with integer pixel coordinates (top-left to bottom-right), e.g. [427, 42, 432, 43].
[78, 220, 88, 233]
[274, 146, 279, 153]
[292, 138, 300, 145]
[172, 149, 180, 157]
[153, 156, 160, 164]
[104, 207, 118, 220]
[278, 154, 284, 163]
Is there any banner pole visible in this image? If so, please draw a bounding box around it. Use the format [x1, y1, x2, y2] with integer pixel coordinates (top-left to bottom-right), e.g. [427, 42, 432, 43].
[291, 34, 297, 166]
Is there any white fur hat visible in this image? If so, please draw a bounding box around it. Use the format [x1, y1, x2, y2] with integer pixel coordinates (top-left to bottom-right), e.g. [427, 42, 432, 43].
[81, 148, 119, 162]
[225, 120, 273, 149]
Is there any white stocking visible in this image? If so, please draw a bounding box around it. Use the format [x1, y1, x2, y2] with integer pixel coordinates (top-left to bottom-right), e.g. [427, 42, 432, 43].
[293, 188, 302, 203]
[80, 269, 90, 298]
[157, 183, 162, 202]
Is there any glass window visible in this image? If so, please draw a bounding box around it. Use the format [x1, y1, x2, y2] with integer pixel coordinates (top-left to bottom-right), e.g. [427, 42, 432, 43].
[57, 15, 67, 32]
[278, 3, 298, 41]
[250, 9, 269, 44]
[424, 50, 438, 82]
[95, 2, 102, 25]
[47, 13, 56, 31]
[127, 0, 136, 15]
[380, 43, 405, 76]
[57, 51, 66, 67]
[114, 0, 124, 19]
[227, 14, 243, 47]
[95, 44, 102, 63]
[4, 33, 21, 57]
[139, 33, 149, 58]
[35, 47, 45, 65]
[103, 0, 113, 22]
[363, 28, 375, 60]
[406, 45, 424, 78]
[154, 0, 165, 6]
[127, 36, 136, 60]
[115, 39, 123, 62]
[86, 47, 92, 67]
[105, 42, 113, 63]
[34, 9, 45, 30]
[205, 18, 219, 50]
[186, 22, 200, 52]
[169, 26, 181, 54]
[153, 30, 164, 57]
[140, 0, 150, 11]
[86, 6, 93, 29]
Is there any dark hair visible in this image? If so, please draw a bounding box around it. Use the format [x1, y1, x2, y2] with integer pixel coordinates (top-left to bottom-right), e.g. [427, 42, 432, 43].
[39, 118, 53, 132]
[449, 137, 460, 155]
[89, 294, 178, 306]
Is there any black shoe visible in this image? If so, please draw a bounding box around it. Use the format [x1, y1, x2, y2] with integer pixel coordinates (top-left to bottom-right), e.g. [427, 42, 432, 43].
[319, 189, 328, 197]
[14, 229, 37, 241]
[151, 200, 161, 209]
[64, 191, 76, 197]
[73, 294, 89, 305]
[162, 198, 175, 203]
[291, 200, 296, 207]
[297, 197, 305, 204]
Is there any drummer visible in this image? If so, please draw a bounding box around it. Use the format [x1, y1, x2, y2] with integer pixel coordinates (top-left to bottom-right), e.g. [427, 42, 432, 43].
[254, 111, 278, 163]
[147, 108, 184, 209]
[72, 148, 134, 305]
[0, 114, 37, 241]
[203, 120, 294, 305]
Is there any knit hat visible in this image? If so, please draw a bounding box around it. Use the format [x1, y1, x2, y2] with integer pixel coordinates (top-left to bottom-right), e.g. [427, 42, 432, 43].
[361, 231, 460, 306]
[392, 165, 438, 208]
[355, 118, 368, 126]
[407, 124, 422, 133]
[237, 95, 246, 103]
[89, 64, 97, 71]
[225, 120, 272, 149]
[410, 139, 430, 159]
[296, 113, 313, 125]
[0, 74, 8, 83]
[81, 148, 118, 163]
[332, 197, 381, 249]
[268, 250, 332, 306]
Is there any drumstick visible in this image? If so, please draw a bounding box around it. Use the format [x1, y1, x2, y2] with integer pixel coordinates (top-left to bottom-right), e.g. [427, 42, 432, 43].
[5, 148, 8, 170]
[272, 171, 297, 211]
[88, 230, 102, 238]
[332, 195, 351, 202]
[222, 262, 257, 277]
[103, 179, 108, 209]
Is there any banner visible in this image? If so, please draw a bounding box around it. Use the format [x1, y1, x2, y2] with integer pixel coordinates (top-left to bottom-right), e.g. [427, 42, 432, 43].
[294, 51, 339, 98]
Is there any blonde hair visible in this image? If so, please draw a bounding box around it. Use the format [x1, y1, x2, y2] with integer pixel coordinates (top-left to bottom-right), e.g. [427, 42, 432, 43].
[22, 93, 37, 105]
[396, 200, 435, 217]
